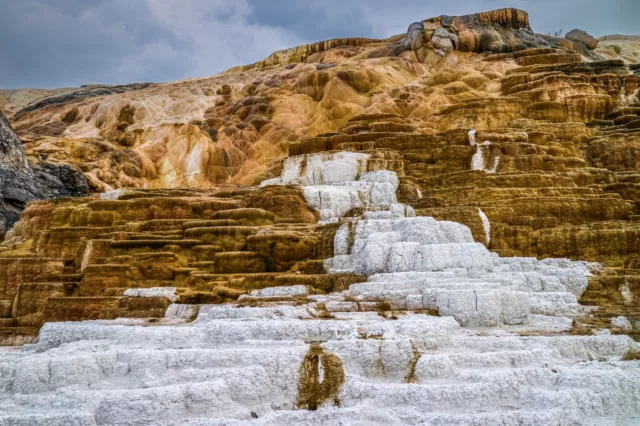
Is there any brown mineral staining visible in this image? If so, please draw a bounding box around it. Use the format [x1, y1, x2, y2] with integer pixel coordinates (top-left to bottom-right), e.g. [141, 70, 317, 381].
[297, 344, 345, 410]
[312, 303, 335, 319]
[61, 107, 80, 124]
[7, 12, 638, 192]
[623, 350, 640, 361]
[247, 185, 318, 224]
[1, 7, 640, 342]
[375, 301, 392, 312]
[0, 186, 358, 343]
[117, 105, 135, 125]
[404, 344, 422, 384]
[476, 8, 530, 29]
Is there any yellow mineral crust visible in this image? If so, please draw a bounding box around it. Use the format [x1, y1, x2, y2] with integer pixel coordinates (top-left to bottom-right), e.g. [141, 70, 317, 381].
[1, 8, 640, 343]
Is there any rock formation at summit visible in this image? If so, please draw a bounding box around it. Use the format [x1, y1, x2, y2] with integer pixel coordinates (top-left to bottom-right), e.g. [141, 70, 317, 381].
[0, 7, 640, 425]
[566, 29, 600, 50]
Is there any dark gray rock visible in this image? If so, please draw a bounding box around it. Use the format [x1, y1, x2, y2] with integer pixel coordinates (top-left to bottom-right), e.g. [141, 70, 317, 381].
[533, 60, 628, 76]
[0, 111, 89, 238]
[315, 63, 338, 71]
[431, 28, 459, 54]
[14, 83, 153, 118]
[440, 16, 454, 27]
[401, 22, 425, 51]
[0, 112, 28, 170]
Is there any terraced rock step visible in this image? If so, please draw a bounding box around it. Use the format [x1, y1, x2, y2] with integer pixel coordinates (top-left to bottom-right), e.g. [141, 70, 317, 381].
[282, 46, 640, 333]
[0, 6, 639, 424]
[3, 152, 639, 423]
[0, 186, 350, 342]
[1, 297, 637, 424]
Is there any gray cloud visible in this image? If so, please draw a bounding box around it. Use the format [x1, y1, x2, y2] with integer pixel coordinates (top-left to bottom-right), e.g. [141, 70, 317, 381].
[245, 0, 375, 40]
[1, 0, 637, 89]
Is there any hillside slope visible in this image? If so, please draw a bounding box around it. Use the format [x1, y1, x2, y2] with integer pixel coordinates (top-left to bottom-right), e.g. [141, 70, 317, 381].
[7, 9, 638, 191]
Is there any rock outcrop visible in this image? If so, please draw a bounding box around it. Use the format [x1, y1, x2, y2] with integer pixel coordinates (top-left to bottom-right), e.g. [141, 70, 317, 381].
[0, 87, 77, 118]
[401, 22, 426, 51]
[0, 112, 89, 239]
[566, 28, 599, 50]
[14, 83, 153, 118]
[1, 7, 640, 424]
[0, 110, 29, 169]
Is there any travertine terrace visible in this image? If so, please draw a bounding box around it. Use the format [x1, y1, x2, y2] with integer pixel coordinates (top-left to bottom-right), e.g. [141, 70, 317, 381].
[0, 7, 639, 425]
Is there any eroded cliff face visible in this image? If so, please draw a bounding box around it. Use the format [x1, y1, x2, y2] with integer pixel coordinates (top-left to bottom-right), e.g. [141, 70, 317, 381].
[0, 111, 89, 240]
[1, 7, 640, 425]
[0, 111, 29, 170]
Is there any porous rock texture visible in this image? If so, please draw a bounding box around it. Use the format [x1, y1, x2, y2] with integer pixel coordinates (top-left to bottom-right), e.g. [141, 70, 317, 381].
[1, 7, 640, 425]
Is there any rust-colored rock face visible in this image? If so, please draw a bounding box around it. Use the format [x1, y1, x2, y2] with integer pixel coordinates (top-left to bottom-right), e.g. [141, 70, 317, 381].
[0, 186, 359, 342]
[476, 8, 530, 29]
[1, 8, 640, 344]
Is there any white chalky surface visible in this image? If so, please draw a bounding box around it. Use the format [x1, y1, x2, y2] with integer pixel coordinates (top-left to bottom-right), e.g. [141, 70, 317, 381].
[261, 152, 370, 186]
[478, 207, 491, 245]
[124, 287, 178, 302]
[469, 130, 500, 173]
[245, 285, 309, 298]
[98, 188, 127, 200]
[1, 167, 639, 425]
[613, 316, 634, 332]
[263, 152, 400, 221]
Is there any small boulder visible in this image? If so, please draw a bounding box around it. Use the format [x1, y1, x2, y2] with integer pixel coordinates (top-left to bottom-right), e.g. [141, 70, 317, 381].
[612, 316, 633, 332]
[566, 29, 599, 50]
[401, 22, 425, 51]
[431, 28, 459, 55]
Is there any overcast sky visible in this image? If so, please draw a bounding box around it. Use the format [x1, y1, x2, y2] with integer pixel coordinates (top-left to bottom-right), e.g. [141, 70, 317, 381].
[1, 0, 638, 89]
